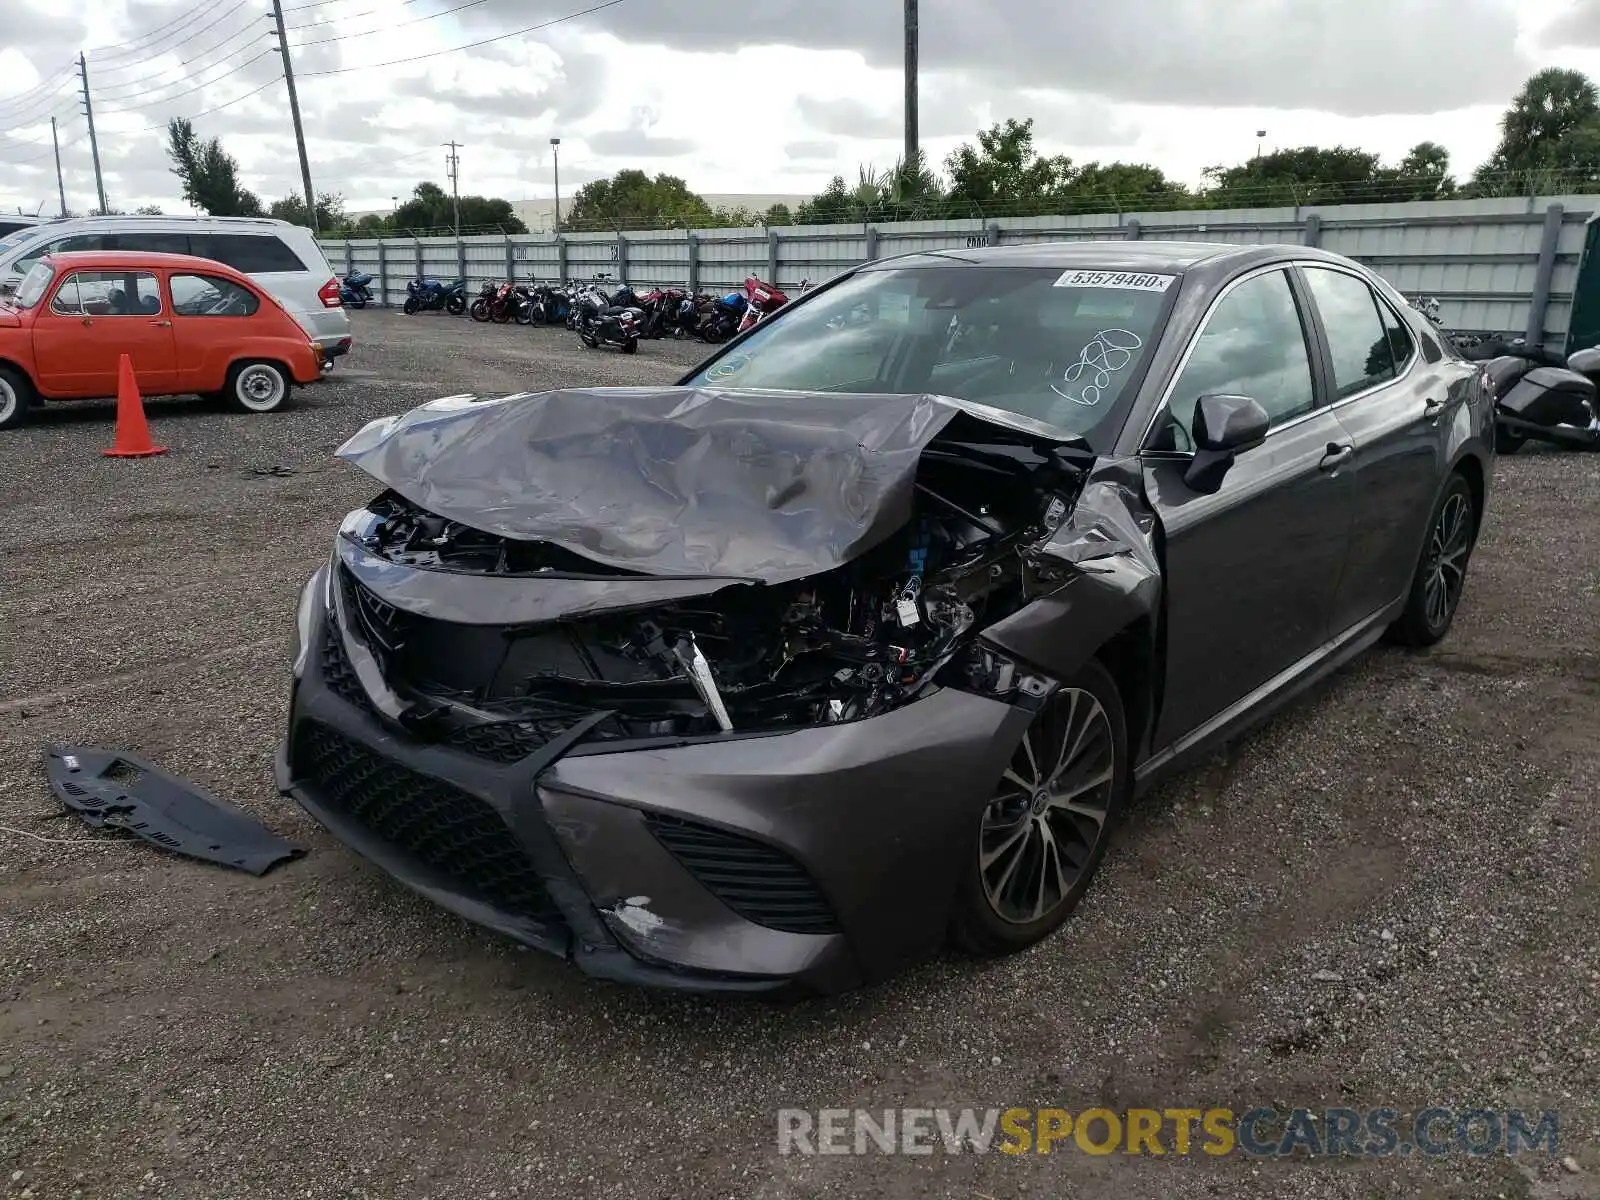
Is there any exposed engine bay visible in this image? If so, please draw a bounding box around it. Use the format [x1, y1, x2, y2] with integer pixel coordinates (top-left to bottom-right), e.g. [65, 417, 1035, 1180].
[339, 436, 1087, 741]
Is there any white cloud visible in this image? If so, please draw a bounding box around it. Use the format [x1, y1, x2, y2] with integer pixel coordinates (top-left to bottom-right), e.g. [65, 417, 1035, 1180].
[0, 0, 1587, 216]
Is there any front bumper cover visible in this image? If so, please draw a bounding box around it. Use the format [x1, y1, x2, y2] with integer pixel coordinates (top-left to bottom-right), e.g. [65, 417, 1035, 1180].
[277, 576, 1031, 993]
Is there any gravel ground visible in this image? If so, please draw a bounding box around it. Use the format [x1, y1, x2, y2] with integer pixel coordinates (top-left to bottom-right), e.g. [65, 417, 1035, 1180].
[1, 310, 1597, 1200]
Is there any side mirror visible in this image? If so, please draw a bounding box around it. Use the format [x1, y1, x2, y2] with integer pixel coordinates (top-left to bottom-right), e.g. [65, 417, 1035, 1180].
[1184, 393, 1270, 492]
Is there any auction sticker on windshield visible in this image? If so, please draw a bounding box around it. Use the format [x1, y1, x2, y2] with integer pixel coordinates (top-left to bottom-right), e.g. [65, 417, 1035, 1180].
[1053, 270, 1176, 292]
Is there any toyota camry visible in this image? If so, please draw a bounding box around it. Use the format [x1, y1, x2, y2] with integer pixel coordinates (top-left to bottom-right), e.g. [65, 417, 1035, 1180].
[277, 241, 1496, 993]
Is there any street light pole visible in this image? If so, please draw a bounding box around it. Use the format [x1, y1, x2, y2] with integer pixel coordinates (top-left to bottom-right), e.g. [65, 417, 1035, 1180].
[550, 137, 562, 234]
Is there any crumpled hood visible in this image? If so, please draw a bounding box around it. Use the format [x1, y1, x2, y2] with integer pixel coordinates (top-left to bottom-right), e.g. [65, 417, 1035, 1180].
[337, 386, 973, 583]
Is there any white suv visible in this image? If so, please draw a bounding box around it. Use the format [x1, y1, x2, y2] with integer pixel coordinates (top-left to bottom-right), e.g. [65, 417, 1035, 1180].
[0, 215, 354, 361]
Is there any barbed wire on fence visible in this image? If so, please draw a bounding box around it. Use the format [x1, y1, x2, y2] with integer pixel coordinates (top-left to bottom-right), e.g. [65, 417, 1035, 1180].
[325, 168, 1600, 242]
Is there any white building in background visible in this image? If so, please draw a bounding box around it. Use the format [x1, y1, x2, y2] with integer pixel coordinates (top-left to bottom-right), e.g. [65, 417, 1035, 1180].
[349, 194, 812, 230]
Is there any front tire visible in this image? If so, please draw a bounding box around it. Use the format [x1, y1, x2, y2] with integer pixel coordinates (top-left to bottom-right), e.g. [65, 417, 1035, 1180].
[0, 364, 36, 431]
[446, 295, 467, 316]
[1387, 472, 1477, 647]
[402, 296, 420, 315]
[347, 295, 366, 310]
[950, 658, 1128, 956]
[621, 337, 639, 355]
[469, 298, 491, 322]
[224, 360, 290, 414]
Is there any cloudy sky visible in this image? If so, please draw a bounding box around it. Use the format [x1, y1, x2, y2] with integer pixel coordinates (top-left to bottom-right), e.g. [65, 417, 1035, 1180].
[0, 0, 1594, 221]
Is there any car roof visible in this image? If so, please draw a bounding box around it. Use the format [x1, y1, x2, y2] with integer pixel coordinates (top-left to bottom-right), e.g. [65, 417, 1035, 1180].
[864, 239, 1365, 279]
[42, 250, 257, 279]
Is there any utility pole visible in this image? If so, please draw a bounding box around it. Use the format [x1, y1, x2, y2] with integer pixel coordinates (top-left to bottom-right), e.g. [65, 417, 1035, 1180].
[269, 0, 318, 233]
[550, 137, 561, 233]
[50, 117, 67, 217]
[77, 54, 107, 215]
[904, 0, 918, 172]
[443, 141, 461, 236]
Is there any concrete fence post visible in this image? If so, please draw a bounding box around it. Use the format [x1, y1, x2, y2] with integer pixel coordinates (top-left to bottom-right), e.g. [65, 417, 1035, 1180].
[555, 234, 568, 284]
[987, 220, 1002, 246]
[456, 235, 467, 284]
[1525, 203, 1565, 347]
[1302, 213, 1322, 248]
[686, 229, 699, 293]
[343, 241, 353, 276]
[865, 225, 879, 260]
[1123, 218, 1142, 240]
[375, 239, 387, 305]
[767, 229, 779, 283]
[505, 234, 514, 282]
[616, 232, 628, 282]
[413, 238, 423, 283]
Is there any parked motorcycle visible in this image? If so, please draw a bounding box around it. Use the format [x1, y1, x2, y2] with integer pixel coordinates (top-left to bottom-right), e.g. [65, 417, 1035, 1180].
[637, 287, 688, 338]
[571, 279, 643, 353]
[735, 274, 791, 333]
[526, 284, 570, 326]
[404, 276, 468, 315]
[339, 271, 375, 309]
[468, 281, 498, 322]
[696, 291, 748, 343]
[1411, 295, 1600, 453]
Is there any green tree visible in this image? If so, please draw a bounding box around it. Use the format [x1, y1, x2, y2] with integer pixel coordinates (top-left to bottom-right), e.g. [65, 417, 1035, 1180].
[164, 117, 263, 216]
[1375, 141, 1457, 201]
[762, 202, 794, 227]
[269, 191, 349, 232]
[134, 204, 164, 215]
[1201, 145, 1382, 207]
[351, 213, 390, 236]
[1475, 68, 1600, 190]
[390, 181, 527, 234]
[564, 170, 713, 230]
[944, 118, 1074, 215]
[1061, 161, 1189, 212]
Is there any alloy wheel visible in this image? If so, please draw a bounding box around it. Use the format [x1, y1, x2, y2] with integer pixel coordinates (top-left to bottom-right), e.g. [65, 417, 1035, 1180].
[1423, 491, 1471, 631]
[979, 688, 1116, 925]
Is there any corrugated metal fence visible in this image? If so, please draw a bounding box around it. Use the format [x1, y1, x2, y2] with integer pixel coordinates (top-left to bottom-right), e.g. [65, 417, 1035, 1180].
[321, 194, 1598, 348]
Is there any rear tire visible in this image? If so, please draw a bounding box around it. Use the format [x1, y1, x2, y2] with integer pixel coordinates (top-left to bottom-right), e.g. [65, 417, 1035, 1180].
[0, 364, 35, 431]
[224, 360, 290, 415]
[950, 658, 1128, 957]
[1387, 472, 1477, 647]
[347, 296, 366, 310]
[445, 295, 467, 316]
[622, 338, 639, 355]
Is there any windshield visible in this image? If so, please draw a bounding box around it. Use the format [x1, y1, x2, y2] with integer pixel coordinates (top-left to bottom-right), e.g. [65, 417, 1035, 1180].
[12, 261, 53, 309]
[682, 264, 1176, 446]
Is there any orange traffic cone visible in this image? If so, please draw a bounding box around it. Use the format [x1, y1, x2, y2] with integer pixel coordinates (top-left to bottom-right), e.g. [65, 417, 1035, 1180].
[102, 354, 167, 458]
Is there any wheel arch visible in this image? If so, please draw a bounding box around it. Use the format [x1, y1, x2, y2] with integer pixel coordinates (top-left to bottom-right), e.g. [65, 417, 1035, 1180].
[982, 569, 1161, 761]
[1451, 449, 1487, 530]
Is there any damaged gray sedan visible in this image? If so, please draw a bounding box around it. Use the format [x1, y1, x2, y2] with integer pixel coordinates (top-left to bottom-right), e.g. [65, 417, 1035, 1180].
[277, 241, 1495, 993]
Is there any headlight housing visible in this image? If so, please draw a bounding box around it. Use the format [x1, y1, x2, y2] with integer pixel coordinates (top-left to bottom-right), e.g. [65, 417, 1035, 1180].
[939, 641, 1056, 711]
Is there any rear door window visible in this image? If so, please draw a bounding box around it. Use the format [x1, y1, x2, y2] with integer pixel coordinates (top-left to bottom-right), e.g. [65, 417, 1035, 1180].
[171, 273, 260, 316]
[1302, 266, 1398, 398]
[190, 233, 306, 274]
[111, 232, 193, 256]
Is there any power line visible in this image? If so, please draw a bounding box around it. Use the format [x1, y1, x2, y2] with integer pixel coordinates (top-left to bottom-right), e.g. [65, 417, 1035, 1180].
[299, 0, 631, 76]
[288, 0, 494, 46]
[93, 33, 270, 102]
[100, 74, 287, 134]
[90, 0, 254, 66]
[96, 50, 278, 115]
[94, 22, 267, 93]
[285, 0, 429, 29]
[0, 78, 81, 125]
[0, 65, 80, 119]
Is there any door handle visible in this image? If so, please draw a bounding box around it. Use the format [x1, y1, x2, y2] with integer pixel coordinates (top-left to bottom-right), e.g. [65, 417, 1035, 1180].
[1423, 396, 1447, 419]
[80, 317, 93, 326]
[1318, 442, 1355, 470]
[149, 319, 172, 327]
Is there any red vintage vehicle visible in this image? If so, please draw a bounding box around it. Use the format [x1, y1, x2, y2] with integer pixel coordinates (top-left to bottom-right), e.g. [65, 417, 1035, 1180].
[0, 251, 325, 430]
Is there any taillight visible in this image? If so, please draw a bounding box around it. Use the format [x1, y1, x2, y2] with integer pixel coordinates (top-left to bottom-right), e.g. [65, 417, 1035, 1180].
[318, 278, 342, 308]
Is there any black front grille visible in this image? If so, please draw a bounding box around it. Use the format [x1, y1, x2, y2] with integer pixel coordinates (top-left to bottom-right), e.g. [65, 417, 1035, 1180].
[294, 721, 561, 925]
[346, 570, 413, 652]
[643, 813, 838, 936]
[445, 719, 563, 765]
[319, 623, 374, 716]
